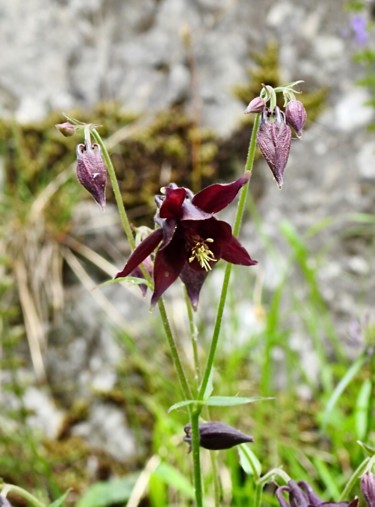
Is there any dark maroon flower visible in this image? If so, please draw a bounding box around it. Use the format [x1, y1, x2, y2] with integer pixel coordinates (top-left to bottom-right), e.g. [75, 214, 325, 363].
[116, 176, 257, 308]
[285, 100, 307, 138]
[76, 142, 107, 208]
[256, 107, 292, 188]
[245, 97, 266, 114]
[276, 480, 358, 507]
[361, 471, 375, 507]
[183, 421, 253, 451]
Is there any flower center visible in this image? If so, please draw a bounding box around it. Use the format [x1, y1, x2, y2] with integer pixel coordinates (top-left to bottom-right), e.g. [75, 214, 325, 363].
[188, 238, 216, 271]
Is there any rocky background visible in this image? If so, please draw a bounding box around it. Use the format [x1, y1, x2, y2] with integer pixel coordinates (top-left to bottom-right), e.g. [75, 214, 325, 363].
[1, 0, 375, 478]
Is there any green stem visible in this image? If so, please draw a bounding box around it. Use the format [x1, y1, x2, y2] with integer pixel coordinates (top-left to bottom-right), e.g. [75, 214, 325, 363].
[339, 457, 370, 501]
[191, 409, 204, 507]
[1, 484, 45, 507]
[158, 299, 193, 401]
[91, 128, 192, 402]
[91, 128, 136, 250]
[198, 114, 260, 401]
[184, 287, 200, 387]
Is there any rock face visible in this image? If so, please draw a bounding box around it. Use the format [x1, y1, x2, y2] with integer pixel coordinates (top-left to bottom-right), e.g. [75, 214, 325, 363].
[1, 0, 374, 467]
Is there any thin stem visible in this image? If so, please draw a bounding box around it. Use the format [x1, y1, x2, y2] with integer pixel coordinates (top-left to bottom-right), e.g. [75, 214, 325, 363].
[91, 128, 135, 250]
[91, 128, 192, 402]
[191, 409, 204, 507]
[339, 457, 370, 501]
[198, 114, 260, 401]
[1, 484, 45, 507]
[158, 299, 193, 401]
[210, 451, 221, 507]
[184, 287, 200, 387]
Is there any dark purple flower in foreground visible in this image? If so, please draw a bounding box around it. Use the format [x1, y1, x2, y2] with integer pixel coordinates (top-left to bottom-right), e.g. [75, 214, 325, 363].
[76, 142, 107, 208]
[285, 100, 307, 138]
[256, 107, 292, 188]
[116, 176, 257, 308]
[276, 480, 358, 507]
[183, 421, 253, 451]
[361, 471, 375, 506]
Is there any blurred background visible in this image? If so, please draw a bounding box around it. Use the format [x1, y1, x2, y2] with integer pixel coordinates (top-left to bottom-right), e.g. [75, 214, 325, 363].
[0, 0, 374, 506]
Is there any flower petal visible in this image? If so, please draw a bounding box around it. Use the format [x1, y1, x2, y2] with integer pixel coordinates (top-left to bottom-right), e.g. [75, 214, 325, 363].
[115, 229, 163, 278]
[179, 263, 209, 310]
[151, 238, 186, 305]
[192, 175, 249, 213]
[159, 187, 187, 219]
[220, 235, 257, 266]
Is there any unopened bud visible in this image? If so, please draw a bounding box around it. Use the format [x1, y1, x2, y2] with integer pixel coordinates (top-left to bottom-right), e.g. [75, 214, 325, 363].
[245, 97, 266, 114]
[361, 472, 375, 507]
[285, 100, 307, 138]
[183, 421, 253, 451]
[256, 107, 292, 188]
[76, 143, 107, 208]
[55, 122, 77, 137]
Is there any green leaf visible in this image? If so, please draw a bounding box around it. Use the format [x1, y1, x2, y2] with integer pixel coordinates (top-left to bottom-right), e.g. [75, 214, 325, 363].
[76, 475, 139, 507]
[322, 354, 367, 428]
[168, 399, 200, 413]
[199, 368, 214, 400]
[355, 379, 372, 440]
[152, 462, 195, 499]
[168, 395, 273, 413]
[238, 444, 262, 478]
[48, 490, 71, 507]
[205, 395, 274, 407]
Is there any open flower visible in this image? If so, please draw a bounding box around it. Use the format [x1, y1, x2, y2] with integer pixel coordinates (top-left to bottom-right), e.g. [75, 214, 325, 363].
[116, 176, 257, 308]
[276, 480, 358, 507]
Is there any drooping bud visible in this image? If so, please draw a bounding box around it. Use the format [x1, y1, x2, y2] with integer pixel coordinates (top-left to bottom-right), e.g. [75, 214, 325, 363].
[361, 472, 375, 507]
[245, 97, 266, 114]
[76, 142, 107, 208]
[276, 480, 358, 507]
[256, 107, 292, 188]
[183, 421, 253, 451]
[55, 121, 77, 137]
[285, 100, 307, 138]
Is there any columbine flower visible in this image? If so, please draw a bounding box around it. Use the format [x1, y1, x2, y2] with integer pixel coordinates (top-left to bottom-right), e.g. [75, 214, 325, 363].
[285, 100, 307, 138]
[116, 176, 257, 308]
[256, 107, 292, 188]
[361, 471, 375, 506]
[76, 142, 107, 208]
[183, 421, 253, 451]
[276, 480, 358, 507]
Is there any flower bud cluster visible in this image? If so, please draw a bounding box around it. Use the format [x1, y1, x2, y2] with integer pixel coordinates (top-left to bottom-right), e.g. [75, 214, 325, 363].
[245, 83, 307, 188]
[55, 119, 108, 207]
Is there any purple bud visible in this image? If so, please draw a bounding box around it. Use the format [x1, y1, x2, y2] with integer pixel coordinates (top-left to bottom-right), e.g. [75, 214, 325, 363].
[285, 100, 307, 138]
[245, 97, 266, 114]
[183, 421, 253, 451]
[76, 143, 107, 208]
[361, 472, 375, 507]
[55, 122, 77, 137]
[256, 107, 292, 188]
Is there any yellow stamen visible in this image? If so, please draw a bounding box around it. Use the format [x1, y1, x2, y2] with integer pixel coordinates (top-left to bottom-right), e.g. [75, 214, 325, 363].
[189, 238, 216, 271]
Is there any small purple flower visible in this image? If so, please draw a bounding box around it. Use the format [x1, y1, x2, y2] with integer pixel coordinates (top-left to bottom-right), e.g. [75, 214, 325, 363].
[76, 142, 107, 208]
[256, 107, 292, 188]
[183, 421, 253, 451]
[361, 471, 375, 506]
[285, 100, 307, 138]
[276, 480, 358, 507]
[55, 121, 77, 137]
[350, 14, 370, 46]
[245, 97, 266, 114]
[116, 177, 257, 308]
